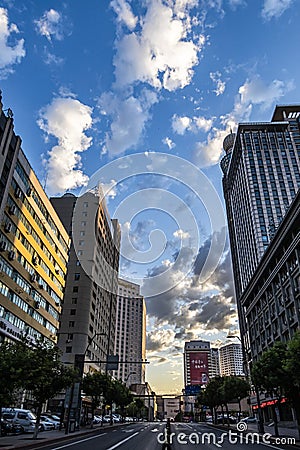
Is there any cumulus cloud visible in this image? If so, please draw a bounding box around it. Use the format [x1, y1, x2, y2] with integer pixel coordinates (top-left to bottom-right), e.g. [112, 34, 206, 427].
[110, 0, 138, 30]
[38, 95, 93, 195]
[34, 9, 66, 42]
[113, 0, 202, 91]
[0, 7, 25, 78]
[173, 229, 190, 239]
[262, 0, 295, 20]
[99, 89, 158, 155]
[172, 114, 213, 135]
[194, 75, 294, 167]
[210, 71, 226, 96]
[162, 136, 176, 149]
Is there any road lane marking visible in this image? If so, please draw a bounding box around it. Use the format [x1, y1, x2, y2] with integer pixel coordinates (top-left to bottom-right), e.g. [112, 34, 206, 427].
[106, 432, 139, 450]
[51, 433, 107, 449]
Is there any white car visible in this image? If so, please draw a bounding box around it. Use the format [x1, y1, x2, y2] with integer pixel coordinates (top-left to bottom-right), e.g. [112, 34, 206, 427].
[39, 419, 55, 431]
[40, 415, 60, 430]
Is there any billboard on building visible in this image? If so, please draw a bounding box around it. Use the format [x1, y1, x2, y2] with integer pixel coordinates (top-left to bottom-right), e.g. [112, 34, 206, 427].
[189, 352, 209, 385]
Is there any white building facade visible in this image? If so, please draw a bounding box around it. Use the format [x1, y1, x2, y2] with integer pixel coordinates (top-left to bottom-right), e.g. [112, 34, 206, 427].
[114, 278, 146, 386]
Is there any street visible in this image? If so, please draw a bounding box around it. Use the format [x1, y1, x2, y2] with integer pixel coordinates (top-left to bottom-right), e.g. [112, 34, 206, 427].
[6, 421, 292, 450]
[170, 422, 287, 450]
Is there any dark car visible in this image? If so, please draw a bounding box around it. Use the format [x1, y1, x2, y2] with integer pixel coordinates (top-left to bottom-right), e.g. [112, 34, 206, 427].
[1, 419, 23, 435]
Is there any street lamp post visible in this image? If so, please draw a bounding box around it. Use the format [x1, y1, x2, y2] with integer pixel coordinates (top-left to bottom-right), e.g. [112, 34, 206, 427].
[227, 334, 264, 434]
[64, 332, 107, 434]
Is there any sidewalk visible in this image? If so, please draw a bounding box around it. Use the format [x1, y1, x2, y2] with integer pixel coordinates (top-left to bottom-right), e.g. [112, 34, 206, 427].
[0, 422, 125, 450]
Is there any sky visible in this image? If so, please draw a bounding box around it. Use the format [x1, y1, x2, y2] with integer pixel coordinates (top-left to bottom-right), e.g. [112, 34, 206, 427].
[0, 0, 300, 394]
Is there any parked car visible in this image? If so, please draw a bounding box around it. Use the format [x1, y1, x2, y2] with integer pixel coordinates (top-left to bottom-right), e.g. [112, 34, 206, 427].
[40, 415, 60, 430]
[93, 415, 102, 424]
[1, 409, 37, 433]
[241, 416, 257, 423]
[1, 419, 23, 435]
[217, 414, 237, 424]
[39, 419, 55, 431]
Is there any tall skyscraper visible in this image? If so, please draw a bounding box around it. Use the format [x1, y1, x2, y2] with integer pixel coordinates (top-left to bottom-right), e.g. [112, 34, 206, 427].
[221, 105, 300, 357]
[114, 278, 146, 387]
[219, 342, 243, 376]
[184, 340, 211, 387]
[51, 191, 120, 374]
[0, 93, 69, 347]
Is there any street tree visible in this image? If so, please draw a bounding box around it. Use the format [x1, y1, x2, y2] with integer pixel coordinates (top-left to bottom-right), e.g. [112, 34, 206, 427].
[20, 340, 77, 439]
[251, 336, 300, 439]
[0, 340, 28, 436]
[82, 371, 109, 427]
[113, 380, 133, 421]
[222, 376, 250, 423]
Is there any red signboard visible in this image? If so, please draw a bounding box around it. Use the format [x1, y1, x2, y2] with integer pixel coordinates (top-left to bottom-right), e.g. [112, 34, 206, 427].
[189, 352, 209, 385]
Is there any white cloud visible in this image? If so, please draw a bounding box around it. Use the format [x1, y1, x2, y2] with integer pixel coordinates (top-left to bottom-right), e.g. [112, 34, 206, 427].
[99, 89, 158, 155]
[173, 229, 190, 239]
[262, 0, 295, 20]
[35, 9, 64, 42]
[238, 76, 294, 110]
[43, 48, 64, 65]
[110, 0, 138, 30]
[228, 0, 246, 8]
[194, 75, 294, 167]
[210, 71, 226, 96]
[162, 136, 176, 149]
[100, 180, 118, 200]
[172, 114, 213, 135]
[0, 7, 25, 77]
[38, 96, 93, 195]
[113, 0, 201, 91]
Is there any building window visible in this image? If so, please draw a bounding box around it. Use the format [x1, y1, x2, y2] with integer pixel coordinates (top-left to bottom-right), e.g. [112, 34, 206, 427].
[73, 286, 79, 293]
[69, 321, 75, 327]
[70, 309, 76, 315]
[74, 273, 80, 281]
[66, 346, 72, 353]
[71, 298, 77, 304]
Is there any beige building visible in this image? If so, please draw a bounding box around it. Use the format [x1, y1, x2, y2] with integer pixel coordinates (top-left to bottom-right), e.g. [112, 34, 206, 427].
[114, 278, 146, 386]
[51, 190, 120, 375]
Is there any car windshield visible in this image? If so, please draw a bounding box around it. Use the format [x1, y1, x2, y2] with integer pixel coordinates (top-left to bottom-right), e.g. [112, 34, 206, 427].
[28, 412, 36, 420]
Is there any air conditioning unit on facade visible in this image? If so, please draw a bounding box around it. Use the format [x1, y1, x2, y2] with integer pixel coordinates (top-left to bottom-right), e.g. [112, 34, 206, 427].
[8, 205, 16, 215]
[4, 222, 12, 233]
[8, 251, 16, 261]
[14, 187, 22, 199]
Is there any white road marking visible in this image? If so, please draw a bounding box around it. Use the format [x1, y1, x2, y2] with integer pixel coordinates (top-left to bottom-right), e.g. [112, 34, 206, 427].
[51, 433, 107, 449]
[106, 431, 139, 450]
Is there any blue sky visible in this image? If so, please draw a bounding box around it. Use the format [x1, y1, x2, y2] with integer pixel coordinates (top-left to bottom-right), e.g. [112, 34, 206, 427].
[1, 0, 299, 393]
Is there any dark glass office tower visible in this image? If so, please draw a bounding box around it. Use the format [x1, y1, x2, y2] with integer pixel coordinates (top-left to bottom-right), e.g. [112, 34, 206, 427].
[221, 105, 300, 360]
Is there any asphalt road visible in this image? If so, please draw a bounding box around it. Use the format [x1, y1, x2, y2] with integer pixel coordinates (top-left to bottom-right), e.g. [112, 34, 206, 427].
[31, 422, 165, 450]
[7, 422, 291, 450]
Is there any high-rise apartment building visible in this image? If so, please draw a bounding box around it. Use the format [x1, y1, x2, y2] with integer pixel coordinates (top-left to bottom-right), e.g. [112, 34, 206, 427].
[0, 93, 70, 346]
[221, 105, 300, 358]
[184, 340, 211, 387]
[114, 278, 146, 386]
[219, 342, 243, 376]
[51, 191, 120, 374]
